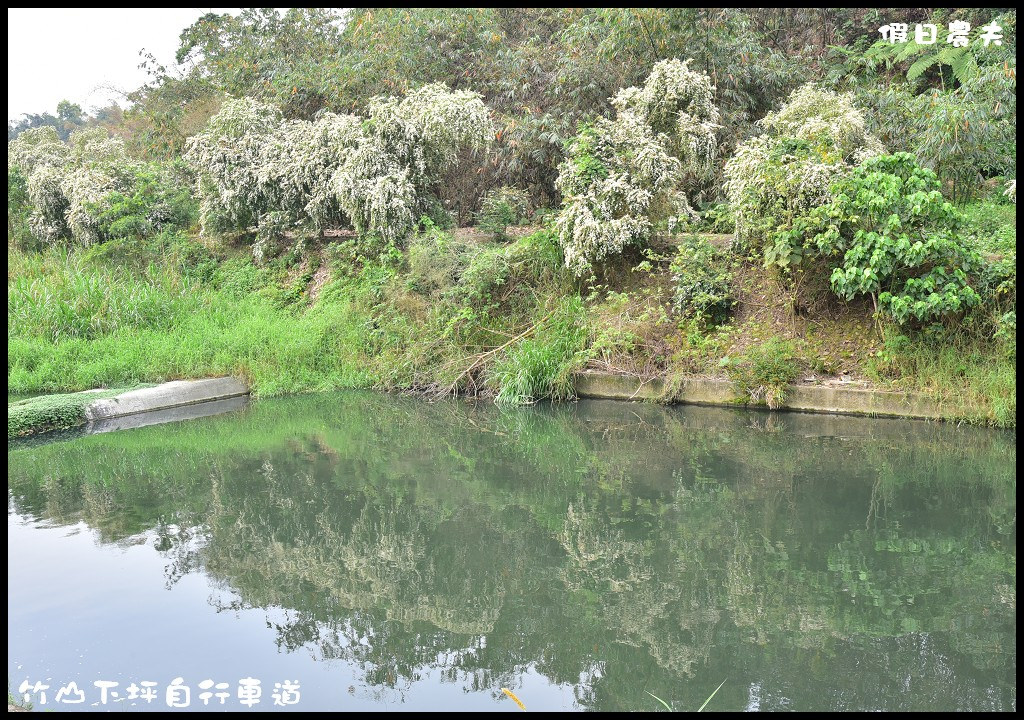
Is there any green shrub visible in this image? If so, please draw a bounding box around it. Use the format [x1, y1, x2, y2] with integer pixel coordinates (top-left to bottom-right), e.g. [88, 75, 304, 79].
[670, 236, 735, 326]
[456, 229, 566, 309]
[92, 161, 197, 244]
[993, 311, 1015, 361]
[804, 153, 982, 326]
[7, 167, 37, 249]
[722, 338, 799, 409]
[405, 224, 475, 296]
[693, 202, 735, 234]
[725, 85, 883, 267]
[959, 200, 1016, 255]
[477, 186, 529, 240]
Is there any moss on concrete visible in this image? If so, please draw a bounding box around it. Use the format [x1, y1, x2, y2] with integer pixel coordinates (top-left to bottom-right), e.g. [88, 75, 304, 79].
[8, 386, 148, 438]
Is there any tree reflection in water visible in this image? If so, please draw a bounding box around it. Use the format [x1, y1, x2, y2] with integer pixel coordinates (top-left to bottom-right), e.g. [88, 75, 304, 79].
[8, 393, 1016, 711]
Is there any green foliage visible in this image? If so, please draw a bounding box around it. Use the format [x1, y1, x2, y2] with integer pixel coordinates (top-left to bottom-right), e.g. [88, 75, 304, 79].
[8, 167, 36, 249]
[733, 139, 837, 266]
[868, 330, 1015, 427]
[457, 229, 566, 308]
[477, 186, 529, 241]
[488, 296, 589, 405]
[805, 153, 982, 325]
[8, 99, 87, 143]
[669, 236, 734, 326]
[993, 311, 1015, 361]
[959, 199, 1016, 255]
[562, 124, 608, 193]
[176, 9, 346, 118]
[862, 12, 1015, 88]
[692, 202, 735, 234]
[721, 337, 799, 409]
[911, 69, 1016, 204]
[836, 13, 1016, 204]
[725, 85, 883, 266]
[405, 224, 476, 297]
[92, 161, 198, 243]
[8, 385, 144, 438]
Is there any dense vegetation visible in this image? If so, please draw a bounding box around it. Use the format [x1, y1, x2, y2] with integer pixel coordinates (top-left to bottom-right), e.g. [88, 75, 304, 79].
[7, 8, 1017, 426]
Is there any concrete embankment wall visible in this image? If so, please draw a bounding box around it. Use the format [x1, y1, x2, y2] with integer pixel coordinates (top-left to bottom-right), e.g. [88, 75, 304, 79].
[573, 371, 948, 421]
[11, 372, 964, 441]
[9, 377, 252, 439]
[84, 377, 250, 421]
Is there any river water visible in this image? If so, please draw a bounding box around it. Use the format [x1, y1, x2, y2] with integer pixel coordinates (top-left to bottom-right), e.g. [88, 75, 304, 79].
[7, 393, 1016, 711]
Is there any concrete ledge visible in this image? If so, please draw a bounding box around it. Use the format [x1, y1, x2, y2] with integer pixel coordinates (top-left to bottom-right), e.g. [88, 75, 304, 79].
[84, 377, 250, 421]
[573, 371, 948, 421]
[87, 394, 250, 434]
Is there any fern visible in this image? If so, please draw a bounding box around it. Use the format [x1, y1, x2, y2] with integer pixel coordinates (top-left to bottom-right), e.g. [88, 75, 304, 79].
[907, 55, 939, 81]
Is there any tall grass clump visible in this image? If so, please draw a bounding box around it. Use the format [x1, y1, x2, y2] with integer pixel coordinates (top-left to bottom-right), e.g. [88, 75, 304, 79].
[488, 296, 589, 405]
[7, 243, 373, 397]
[8, 249, 197, 342]
[722, 338, 800, 409]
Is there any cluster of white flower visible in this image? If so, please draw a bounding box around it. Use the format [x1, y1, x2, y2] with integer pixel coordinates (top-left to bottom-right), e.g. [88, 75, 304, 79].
[9, 126, 137, 245]
[185, 98, 363, 238]
[555, 59, 719, 275]
[724, 85, 883, 249]
[332, 83, 493, 244]
[758, 85, 884, 162]
[611, 58, 720, 178]
[186, 84, 493, 247]
[24, 165, 70, 242]
[8, 125, 71, 173]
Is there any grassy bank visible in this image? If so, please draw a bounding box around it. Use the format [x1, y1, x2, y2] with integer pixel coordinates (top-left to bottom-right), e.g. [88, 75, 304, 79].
[8, 235, 371, 396]
[7, 227, 590, 405]
[6, 213, 1016, 428]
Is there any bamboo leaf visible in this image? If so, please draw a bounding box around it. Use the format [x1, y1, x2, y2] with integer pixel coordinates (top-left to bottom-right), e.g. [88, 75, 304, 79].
[646, 691, 674, 712]
[698, 679, 728, 712]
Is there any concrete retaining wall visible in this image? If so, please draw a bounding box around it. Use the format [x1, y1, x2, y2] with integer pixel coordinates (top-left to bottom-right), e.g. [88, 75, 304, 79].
[85, 377, 250, 421]
[87, 394, 250, 434]
[573, 370, 948, 420]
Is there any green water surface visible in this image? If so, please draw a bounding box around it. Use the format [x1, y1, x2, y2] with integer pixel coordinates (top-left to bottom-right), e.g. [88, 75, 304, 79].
[7, 393, 1016, 711]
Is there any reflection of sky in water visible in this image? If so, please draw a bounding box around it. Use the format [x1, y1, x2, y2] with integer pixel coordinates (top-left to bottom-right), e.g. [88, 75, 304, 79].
[8, 515, 575, 712]
[7, 394, 1017, 712]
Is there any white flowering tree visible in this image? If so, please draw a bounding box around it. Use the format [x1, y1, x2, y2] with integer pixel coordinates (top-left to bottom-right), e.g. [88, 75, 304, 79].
[724, 85, 883, 267]
[555, 59, 720, 276]
[185, 98, 363, 244]
[331, 83, 493, 244]
[8, 126, 138, 245]
[187, 84, 493, 254]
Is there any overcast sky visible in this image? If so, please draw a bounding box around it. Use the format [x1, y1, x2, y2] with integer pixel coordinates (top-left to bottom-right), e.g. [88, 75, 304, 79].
[7, 8, 239, 121]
